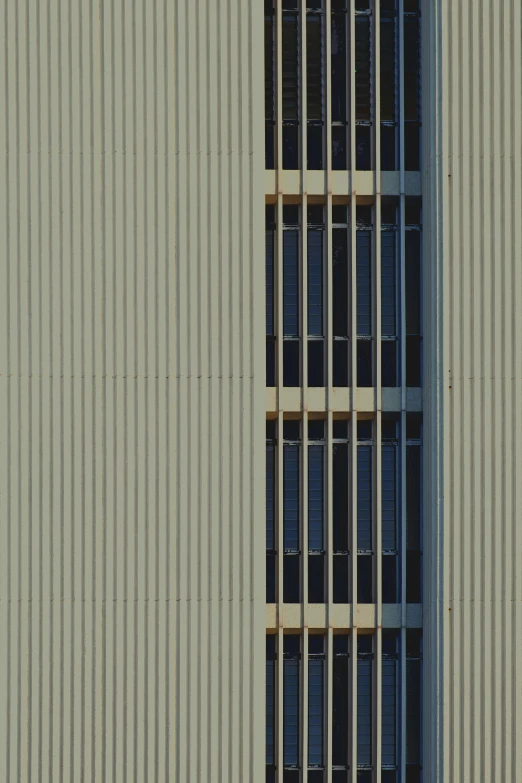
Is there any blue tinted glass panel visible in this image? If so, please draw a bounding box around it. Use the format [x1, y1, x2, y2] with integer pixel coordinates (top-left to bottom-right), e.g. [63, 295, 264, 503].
[308, 659, 325, 766]
[266, 443, 276, 551]
[266, 657, 276, 764]
[381, 231, 396, 336]
[266, 228, 275, 335]
[284, 444, 300, 551]
[308, 445, 324, 551]
[308, 230, 324, 336]
[356, 232, 372, 336]
[357, 445, 372, 550]
[284, 659, 300, 765]
[382, 658, 398, 767]
[357, 658, 372, 766]
[284, 230, 299, 336]
[382, 444, 398, 551]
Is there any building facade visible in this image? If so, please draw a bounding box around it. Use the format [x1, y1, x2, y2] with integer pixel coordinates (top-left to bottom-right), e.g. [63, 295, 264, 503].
[0, 1, 521, 782]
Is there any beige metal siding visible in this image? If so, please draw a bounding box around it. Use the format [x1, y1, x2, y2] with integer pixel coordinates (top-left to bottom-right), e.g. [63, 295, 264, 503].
[422, 1, 522, 780]
[0, 1, 265, 780]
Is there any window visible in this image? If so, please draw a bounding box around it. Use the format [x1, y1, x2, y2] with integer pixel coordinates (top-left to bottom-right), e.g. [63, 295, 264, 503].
[357, 421, 373, 603]
[380, 0, 398, 170]
[406, 630, 422, 782]
[266, 205, 276, 386]
[357, 635, 373, 770]
[308, 206, 325, 386]
[333, 635, 350, 770]
[382, 415, 399, 603]
[283, 206, 301, 387]
[331, 1, 348, 168]
[308, 420, 326, 602]
[405, 198, 422, 387]
[284, 636, 301, 770]
[267, 421, 277, 603]
[283, 3, 300, 169]
[332, 206, 350, 386]
[266, 635, 277, 779]
[265, 1, 275, 169]
[381, 198, 399, 387]
[307, 2, 325, 169]
[308, 636, 326, 771]
[403, 4, 421, 170]
[356, 207, 373, 387]
[333, 420, 350, 603]
[406, 414, 422, 602]
[284, 421, 301, 603]
[355, 5, 372, 169]
[382, 632, 400, 779]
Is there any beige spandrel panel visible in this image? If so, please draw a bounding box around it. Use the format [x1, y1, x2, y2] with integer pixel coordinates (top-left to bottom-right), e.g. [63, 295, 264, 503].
[422, 1, 522, 781]
[0, 1, 265, 781]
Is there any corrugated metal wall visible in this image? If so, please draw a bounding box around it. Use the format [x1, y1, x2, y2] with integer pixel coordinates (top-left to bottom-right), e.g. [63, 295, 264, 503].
[422, 1, 522, 780]
[0, 1, 265, 780]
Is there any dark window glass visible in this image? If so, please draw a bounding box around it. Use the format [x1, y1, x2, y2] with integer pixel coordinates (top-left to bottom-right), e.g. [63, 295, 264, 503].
[406, 440, 422, 602]
[284, 341, 301, 387]
[357, 445, 372, 550]
[266, 430, 275, 553]
[355, 15, 371, 122]
[382, 340, 397, 387]
[308, 227, 324, 336]
[308, 340, 325, 387]
[333, 635, 349, 767]
[356, 231, 372, 336]
[284, 553, 301, 603]
[266, 208, 275, 336]
[308, 419, 325, 440]
[333, 554, 349, 603]
[356, 125, 372, 170]
[283, 10, 300, 169]
[403, 13, 421, 170]
[406, 641, 422, 765]
[331, 2, 348, 169]
[308, 445, 325, 551]
[333, 227, 349, 337]
[308, 654, 325, 766]
[381, 443, 398, 551]
[358, 554, 373, 603]
[382, 632, 399, 769]
[357, 644, 373, 767]
[307, 8, 324, 169]
[267, 553, 276, 603]
[357, 340, 373, 387]
[381, 231, 397, 337]
[333, 341, 349, 386]
[284, 230, 299, 337]
[380, 3, 397, 169]
[266, 636, 276, 765]
[265, 5, 275, 168]
[284, 443, 300, 552]
[309, 553, 325, 603]
[333, 442, 349, 552]
[267, 337, 276, 387]
[406, 336, 421, 387]
[405, 231, 421, 335]
[283, 643, 300, 766]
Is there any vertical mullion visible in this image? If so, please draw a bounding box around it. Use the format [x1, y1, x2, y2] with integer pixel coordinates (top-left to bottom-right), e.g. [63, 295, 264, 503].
[301, 0, 308, 404]
[302, 413, 309, 782]
[374, 5, 383, 777]
[326, 626, 333, 783]
[276, 0, 283, 177]
[349, 5, 358, 781]
[302, 628, 309, 781]
[277, 432, 283, 781]
[277, 193, 284, 400]
[277, 625, 284, 783]
[398, 5, 408, 782]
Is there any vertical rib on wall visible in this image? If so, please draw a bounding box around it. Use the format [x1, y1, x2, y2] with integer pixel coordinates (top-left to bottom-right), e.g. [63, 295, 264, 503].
[422, 1, 522, 780]
[0, 1, 265, 780]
